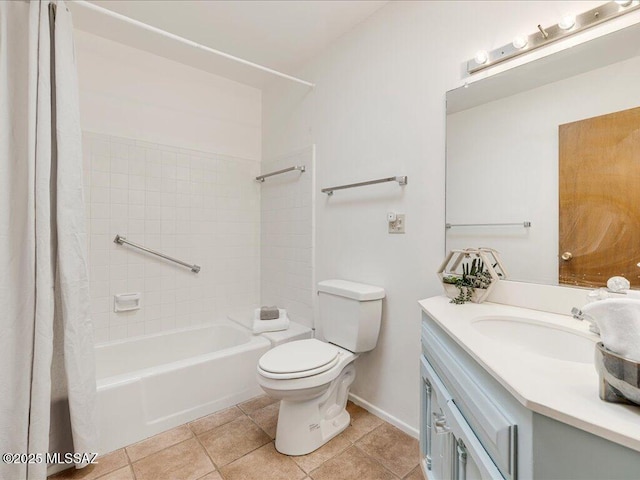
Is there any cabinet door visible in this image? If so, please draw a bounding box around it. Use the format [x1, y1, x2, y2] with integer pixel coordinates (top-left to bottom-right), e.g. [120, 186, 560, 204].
[422, 322, 516, 478]
[454, 436, 495, 480]
[422, 355, 505, 480]
[421, 356, 455, 480]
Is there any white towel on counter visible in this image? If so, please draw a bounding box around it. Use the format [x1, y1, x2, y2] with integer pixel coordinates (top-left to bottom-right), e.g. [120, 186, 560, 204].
[253, 308, 289, 334]
[623, 289, 640, 300]
[581, 298, 640, 362]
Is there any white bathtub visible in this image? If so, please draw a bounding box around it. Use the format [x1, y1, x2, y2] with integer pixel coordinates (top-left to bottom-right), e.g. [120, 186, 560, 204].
[95, 319, 271, 454]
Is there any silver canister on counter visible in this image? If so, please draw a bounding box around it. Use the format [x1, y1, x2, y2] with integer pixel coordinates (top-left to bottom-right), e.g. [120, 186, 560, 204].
[595, 342, 640, 405]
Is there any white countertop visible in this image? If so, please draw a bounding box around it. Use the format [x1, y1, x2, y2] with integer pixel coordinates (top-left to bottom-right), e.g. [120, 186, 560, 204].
[419, 296, 640, 453]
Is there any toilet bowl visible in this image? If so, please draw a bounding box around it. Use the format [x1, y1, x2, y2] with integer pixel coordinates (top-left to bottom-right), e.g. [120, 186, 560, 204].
[257, 338, 357, 455]
[257, 279, 385, 456]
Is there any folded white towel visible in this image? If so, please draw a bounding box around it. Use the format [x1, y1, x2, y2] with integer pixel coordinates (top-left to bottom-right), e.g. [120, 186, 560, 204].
[253, 308, 289, 334]
[581, 298, 640, 362]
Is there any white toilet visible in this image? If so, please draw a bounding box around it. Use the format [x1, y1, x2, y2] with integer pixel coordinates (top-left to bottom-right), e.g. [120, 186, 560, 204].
[257, 279, 385, 455]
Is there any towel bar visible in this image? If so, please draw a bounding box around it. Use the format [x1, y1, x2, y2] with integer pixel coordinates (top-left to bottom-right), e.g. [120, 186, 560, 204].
[446, 221, 531, 229]
[322, 175, 407, 195]
[114, 235, 200, 273]
[256, 165, 305, 182]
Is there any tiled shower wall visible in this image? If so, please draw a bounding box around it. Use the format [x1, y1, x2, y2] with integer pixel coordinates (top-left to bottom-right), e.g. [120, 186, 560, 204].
[260, 147, 315, 328]
[83, 132, 261, 343]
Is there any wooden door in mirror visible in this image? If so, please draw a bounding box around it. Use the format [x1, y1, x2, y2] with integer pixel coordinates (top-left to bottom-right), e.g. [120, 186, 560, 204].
[559, 105, 640, 287]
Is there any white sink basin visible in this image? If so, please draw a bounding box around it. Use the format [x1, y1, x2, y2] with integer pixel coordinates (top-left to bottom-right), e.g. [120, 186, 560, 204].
[472, 316, 597, 364]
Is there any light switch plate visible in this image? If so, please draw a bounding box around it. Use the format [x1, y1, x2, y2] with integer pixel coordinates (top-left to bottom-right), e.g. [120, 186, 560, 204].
[389, 214, 405, 234]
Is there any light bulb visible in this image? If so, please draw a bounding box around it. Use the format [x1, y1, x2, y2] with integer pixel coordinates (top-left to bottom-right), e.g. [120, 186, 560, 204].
[616, 1, 633, 6]
[474, 50, 489, 65]
[512, 35, 528, 49]
[558, 14, 576, 30]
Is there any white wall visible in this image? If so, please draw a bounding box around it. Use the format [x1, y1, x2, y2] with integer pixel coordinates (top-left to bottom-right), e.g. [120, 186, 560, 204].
[262, 1, 607, 435]
[75, 32, 263, 341]
[447, 54, 640, 286]
[260, 147, 315, 328]
[75, 31, 261, 160]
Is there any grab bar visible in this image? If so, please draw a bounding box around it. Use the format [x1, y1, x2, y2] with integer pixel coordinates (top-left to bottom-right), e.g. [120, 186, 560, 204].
[114, 235, 201, 273]
[446, 221, 531, 229]
[322, 175, 407, 195]
[256, 165, 305, 182]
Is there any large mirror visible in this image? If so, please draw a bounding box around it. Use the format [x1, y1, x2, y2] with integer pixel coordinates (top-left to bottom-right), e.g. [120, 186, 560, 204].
[446, 22, 640, 288]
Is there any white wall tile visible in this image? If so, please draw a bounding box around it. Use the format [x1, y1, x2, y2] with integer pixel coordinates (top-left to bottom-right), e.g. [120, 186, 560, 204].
[91, 171, 110, 188]
[127, 322, 145, 338]
[109, 325, 128, 341]
[94, 328, 109, 344]
[129, 190, 145, 205]
[260, 147, 315, 328]
[91, 203, 110, 219]
[129, 175, 146, 191]
[110, 173, 128, 189]
[110, 142, 129, 158]
[92, 155, 110, 173]
[91, 187, 110, 204]
[85, 132, 260, 341]
[110, 157, 128, 174]
[146, 161, 162, 178]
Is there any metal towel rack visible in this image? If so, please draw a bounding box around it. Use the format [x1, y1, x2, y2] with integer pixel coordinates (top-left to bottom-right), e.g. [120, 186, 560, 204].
[114, 235, 201, 273]
[256, 165, 305, 182]
[322, 175, 408, 195]
[445, 221, 532, 229]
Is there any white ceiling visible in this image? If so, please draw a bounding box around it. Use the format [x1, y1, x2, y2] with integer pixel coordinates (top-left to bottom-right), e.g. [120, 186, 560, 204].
[71, 1, 388, 87]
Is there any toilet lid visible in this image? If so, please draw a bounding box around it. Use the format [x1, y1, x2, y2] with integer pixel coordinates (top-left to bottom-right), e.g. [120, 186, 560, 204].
[259, 339, 340, 377]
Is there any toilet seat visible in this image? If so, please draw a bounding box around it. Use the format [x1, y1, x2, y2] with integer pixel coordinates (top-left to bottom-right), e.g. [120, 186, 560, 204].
[258, 339, 341, 379]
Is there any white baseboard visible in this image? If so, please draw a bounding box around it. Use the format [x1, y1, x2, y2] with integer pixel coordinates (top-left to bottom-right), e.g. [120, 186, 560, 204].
[348, 393, 419, 440]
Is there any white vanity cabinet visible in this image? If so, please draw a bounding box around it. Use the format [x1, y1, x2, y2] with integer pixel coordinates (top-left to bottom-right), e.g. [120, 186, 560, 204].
[420, 312, 520, 480]
[420, 304, 640, 480]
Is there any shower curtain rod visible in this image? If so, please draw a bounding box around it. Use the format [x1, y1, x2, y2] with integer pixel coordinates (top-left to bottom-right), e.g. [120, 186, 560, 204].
[72, 1, 316, 88]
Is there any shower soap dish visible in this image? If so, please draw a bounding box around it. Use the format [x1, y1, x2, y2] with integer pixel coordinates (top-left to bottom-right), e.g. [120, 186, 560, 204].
[114, 292, 141, 312]
[595, 342, 640, 405]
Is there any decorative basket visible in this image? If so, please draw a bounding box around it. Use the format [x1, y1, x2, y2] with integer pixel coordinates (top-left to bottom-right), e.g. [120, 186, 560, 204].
[595, 342, 640, 405]
[437, 248, 507, 304]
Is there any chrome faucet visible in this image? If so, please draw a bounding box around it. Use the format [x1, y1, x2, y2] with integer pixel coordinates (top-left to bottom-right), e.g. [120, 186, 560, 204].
[571, 307, 600, 334]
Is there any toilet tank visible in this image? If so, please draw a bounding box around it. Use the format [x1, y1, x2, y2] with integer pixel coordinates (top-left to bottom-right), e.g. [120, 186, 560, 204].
[317, 279, 385, 353]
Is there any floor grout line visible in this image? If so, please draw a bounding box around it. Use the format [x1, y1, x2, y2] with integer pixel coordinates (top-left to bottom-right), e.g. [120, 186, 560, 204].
[191, 431, 223, 480]
[128, 463, 137, 480]
[352, 444, 402, 480]
[186, 405, 245, 438]
[122, 445, 135, 479]
[195, 410, 273, 477]
[244, 410, 275, 441]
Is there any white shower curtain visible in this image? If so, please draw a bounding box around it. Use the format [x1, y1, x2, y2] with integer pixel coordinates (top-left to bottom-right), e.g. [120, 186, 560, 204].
[0, 1, 97, 479]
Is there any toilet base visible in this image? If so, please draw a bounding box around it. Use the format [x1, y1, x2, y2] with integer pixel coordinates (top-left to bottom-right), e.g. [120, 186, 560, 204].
[274, 363, 355, 456]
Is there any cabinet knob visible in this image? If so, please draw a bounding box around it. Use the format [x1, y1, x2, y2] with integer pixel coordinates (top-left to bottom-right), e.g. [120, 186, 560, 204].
[561, 251, 573, 261]
[433, 412, 451, 435]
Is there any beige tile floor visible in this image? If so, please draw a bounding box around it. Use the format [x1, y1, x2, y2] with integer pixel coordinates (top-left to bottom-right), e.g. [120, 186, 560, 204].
[50, 395, 424, 480]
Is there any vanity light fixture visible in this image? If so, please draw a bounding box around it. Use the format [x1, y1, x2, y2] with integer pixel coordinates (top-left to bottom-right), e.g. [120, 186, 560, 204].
[512, 35, 528, 49]
[466, 1, 640, 74]
[474, 50, 489, 64]
[558, 14, 577, 30]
